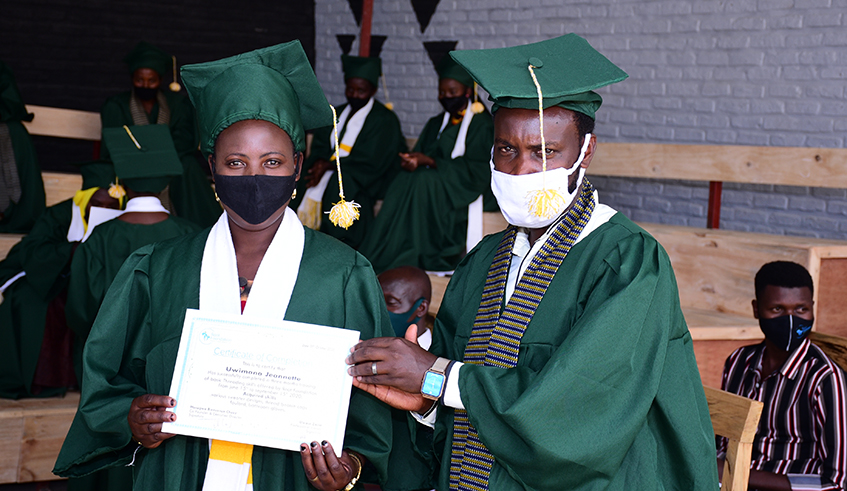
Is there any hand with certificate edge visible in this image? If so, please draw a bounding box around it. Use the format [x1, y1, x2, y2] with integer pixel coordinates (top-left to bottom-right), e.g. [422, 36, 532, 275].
[299, 441, 361, 491]
[128, 394, 177, 448]
[345, 325, 439, 414]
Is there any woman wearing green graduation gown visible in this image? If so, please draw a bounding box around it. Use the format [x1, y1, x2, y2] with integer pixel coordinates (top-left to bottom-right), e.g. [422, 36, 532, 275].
[54, 41, 393, 491]
[0, 60, 45, 233]
[359, 56, 493, 273]
[100, 41, 221, 227]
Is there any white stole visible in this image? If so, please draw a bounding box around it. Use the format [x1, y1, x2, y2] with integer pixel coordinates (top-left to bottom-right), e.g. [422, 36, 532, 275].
[436, 100, 475, 159]
[199, 207, 305, 491]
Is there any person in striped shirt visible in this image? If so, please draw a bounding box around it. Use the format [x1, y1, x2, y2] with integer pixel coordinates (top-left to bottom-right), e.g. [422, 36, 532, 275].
[718, 260, 847, 491]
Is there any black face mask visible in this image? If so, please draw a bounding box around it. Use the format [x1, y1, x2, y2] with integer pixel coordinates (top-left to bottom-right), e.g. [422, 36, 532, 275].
[214, 167, 298, 225]
[134, 86, 159, 101]
[439, 96, 467, 116]
[759, 314, 813, 352]
[346, 96, 369, 113]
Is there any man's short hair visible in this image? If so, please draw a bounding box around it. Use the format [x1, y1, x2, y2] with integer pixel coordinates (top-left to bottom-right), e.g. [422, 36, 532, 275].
[754, 261, 814, 298]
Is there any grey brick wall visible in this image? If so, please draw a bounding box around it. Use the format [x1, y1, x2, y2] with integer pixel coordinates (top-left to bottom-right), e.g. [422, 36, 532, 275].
[315, 0, 847, 240]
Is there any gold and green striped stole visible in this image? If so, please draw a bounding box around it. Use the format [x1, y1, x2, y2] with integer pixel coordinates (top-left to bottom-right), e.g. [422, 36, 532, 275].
[449, 180, 595, 491]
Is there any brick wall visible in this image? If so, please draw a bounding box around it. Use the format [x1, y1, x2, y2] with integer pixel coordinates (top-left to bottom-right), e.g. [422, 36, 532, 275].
[315, 0, 847, 240]
[0, 0, 315, 172]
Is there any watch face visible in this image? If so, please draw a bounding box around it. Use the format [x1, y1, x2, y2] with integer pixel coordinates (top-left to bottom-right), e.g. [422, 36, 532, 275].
[422, 371, 446, 398]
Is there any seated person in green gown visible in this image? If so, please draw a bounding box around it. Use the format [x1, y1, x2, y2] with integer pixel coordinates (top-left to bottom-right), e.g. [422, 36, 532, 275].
[0, 161, 118, 399]
[378, 265, 436, 491]
[346, 34, 719, 490]
[101, 41, 220, 227]
[293, 54, 406, 249]
[360, 56, 493, 272]
[65, 125, 202, 362]
[0, 60, 45, 233]
[54, 41, 393, 491]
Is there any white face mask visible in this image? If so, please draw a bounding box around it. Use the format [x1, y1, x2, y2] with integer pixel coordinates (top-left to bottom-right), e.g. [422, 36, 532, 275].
[491, 133, 592, 229]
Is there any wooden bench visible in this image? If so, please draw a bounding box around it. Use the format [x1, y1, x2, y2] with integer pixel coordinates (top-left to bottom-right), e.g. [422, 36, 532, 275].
[0, 392, 78, 483]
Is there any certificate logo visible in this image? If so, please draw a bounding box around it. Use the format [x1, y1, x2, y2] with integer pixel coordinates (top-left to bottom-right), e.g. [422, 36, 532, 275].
[200, 329, 216, 345]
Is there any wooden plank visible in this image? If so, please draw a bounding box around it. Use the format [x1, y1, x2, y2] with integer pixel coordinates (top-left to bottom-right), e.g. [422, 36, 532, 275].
[815, 257, 847, 337]
[704, 386, 762, 443]
[640, 222, 847, 318]
[810, 332, 847, 374]
[22, 105, 100, 141]
[589, 142, 847, 189]
[43, 171, 82, 207]
[0, 400, 25, 484]
[0, 234, 24, 261]
[428, 274, 451, 315]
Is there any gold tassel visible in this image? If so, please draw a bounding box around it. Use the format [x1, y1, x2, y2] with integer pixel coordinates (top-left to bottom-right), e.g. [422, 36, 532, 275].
[471, 82, 484, 114]
[381, 73, 394, 111]
[327, 104, 361, 229]
[169, 55, 181, 92]
[525, 63, 565, 218]
[108, 180, 126, 200]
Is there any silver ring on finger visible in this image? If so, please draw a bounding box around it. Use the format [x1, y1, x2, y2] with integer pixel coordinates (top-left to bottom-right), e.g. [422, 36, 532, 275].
[371, 361, 378, 376]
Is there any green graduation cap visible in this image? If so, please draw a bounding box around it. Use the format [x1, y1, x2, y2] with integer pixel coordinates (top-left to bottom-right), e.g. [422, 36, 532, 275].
[124, 41, 172, 77]
[180, 40, 333, 156]
[341, 54, 381, 87]
[0, 61, 33, 123]
[449, 34, 627, 119]
[436, 55, 473, 88]
[102, 124, 182, 194]
[70, 160, 116, 190]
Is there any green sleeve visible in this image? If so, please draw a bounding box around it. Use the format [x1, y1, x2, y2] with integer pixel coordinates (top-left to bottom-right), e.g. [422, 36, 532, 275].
[54, 248, 155, 476]
[65, 235, 108, 340]
[338, 105, 406, 200]
[18, 200, 74, 298]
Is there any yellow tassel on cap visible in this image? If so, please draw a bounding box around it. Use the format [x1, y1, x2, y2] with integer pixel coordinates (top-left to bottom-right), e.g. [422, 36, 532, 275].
[525, 61, 566, 217]
[471, 82, 484, 114]
[327, 104, 361, 228]
[108, 181, 126, 200]
[169, 55, 181, 92]
[381, 73, 394, 111]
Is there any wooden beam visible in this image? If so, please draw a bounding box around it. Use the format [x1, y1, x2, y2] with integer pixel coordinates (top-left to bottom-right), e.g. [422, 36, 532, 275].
[22, 105, 100, 141]
[589, 142, 847, 190]
[358, 0, 373, 57]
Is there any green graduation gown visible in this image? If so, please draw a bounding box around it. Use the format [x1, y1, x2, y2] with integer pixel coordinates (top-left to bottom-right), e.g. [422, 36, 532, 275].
[429, 213, 719, 490]
[100, 92, 221, 227]
[359, 110, 493, 273]
[53, 227, 394, 490]
[0, 199, 74, 399]
[0, 120, 46, 233]
[65, 215, 202, 345]
[292, 100, 406, 248]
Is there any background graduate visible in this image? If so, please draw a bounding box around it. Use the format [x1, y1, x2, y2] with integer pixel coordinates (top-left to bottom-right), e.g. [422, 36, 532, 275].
[54, 40, 393, 491]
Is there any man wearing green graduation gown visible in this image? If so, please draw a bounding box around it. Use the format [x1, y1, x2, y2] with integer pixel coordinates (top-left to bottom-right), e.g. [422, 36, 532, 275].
[100, 41, 221, 227]
[0, 60, 45, 233]
[0, 162, 117, 399]
[347, 34, 719, 490]
[55, 41, 393, 491]
[360, 56, 493, 272]
[292, 54, 406, 248]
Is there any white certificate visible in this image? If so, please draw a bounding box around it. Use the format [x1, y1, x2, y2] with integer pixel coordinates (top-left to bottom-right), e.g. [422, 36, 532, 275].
[162, 309, 359, 455]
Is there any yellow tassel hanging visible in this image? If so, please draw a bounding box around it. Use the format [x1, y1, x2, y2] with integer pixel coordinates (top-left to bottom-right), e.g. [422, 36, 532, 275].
[108, 179, 126, 200]
[525, 63, 565, 218]
[169, 55, 181, 92]
[471, 82, 484, 114]
[327, 104, 360, 229]
[381, 73, 394, 111]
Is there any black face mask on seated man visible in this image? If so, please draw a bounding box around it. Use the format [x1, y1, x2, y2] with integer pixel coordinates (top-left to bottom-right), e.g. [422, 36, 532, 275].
[134, 86, 159, 101]
[346, 96, 369, 113]
[439, 96, 467, 116]
[214, 163, 299, 225]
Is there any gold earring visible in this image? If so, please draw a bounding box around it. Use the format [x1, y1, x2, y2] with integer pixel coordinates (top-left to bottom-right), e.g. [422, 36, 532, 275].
[291, 188, 297, 200]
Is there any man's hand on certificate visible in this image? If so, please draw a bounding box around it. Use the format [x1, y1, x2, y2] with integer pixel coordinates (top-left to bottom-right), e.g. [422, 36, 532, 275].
[346, 325, 438, 413]
[300, 441, 361, 491]
[128, 394, 177, 449]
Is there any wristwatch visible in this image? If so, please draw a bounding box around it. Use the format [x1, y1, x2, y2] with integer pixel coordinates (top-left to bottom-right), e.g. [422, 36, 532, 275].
[421, 357, 451, 400]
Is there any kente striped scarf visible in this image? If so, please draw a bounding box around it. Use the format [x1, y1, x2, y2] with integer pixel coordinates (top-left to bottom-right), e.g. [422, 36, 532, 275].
[449, 179, 596, 491]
